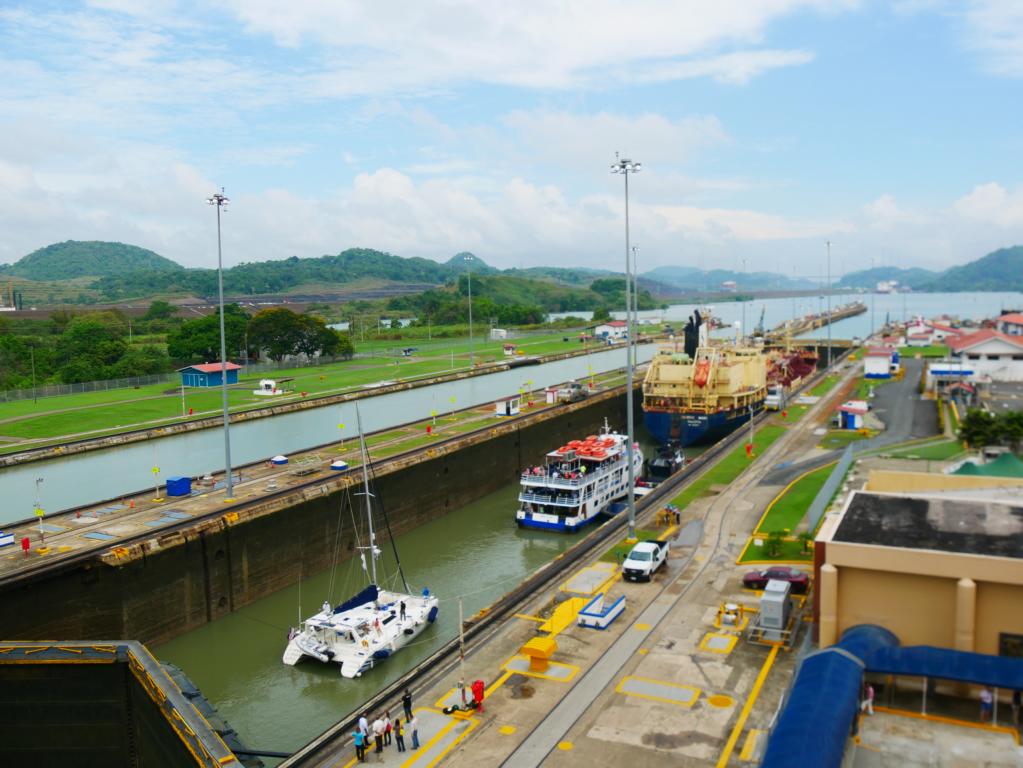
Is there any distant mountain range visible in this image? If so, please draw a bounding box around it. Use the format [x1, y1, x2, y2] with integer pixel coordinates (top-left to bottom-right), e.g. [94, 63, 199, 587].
[836, 246, 1023, 292]
[835, 266, 939, 291]
[2, 240, 1022, 305]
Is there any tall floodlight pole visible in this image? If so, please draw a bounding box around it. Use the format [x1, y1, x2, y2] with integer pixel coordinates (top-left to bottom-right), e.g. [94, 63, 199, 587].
[465, 254, 474, 368]
[207, 189, 234, 501]
[741, 258, 748, 340]
[631, 245, 639, 374]
[870, 256, 876, 340]
[611, 154, 641, 540]
[825, 241, 832, 369]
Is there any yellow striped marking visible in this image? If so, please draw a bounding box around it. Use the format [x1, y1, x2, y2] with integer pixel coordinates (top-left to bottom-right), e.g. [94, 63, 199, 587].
[873, 706, 1021, 746]
[513, 614, 544, 622]
[739, 729, 764, 761]
[716, 645, 779, 768]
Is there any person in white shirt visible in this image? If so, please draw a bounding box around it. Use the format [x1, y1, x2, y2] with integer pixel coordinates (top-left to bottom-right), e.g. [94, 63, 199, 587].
[372, 717, 385, 754]
[408, 714, 420, 750]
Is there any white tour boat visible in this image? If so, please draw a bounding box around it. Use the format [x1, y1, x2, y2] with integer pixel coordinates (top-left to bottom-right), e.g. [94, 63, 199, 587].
[516, 420, 644, 533]
[282, 418, 438, 678]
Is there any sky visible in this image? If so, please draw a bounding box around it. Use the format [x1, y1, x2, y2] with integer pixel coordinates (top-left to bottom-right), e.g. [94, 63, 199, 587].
[1, 1, 1022, 280]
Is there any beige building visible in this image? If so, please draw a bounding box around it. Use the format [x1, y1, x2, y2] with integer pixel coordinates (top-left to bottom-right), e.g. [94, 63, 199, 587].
[815, 482, 1023, 657]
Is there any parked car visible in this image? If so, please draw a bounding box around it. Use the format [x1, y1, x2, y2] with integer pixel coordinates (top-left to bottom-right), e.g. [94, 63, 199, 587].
[742, 566, 809, 593]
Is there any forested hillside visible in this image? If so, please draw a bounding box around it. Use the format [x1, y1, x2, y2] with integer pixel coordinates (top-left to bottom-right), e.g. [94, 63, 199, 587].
[4, 241, 183, 280]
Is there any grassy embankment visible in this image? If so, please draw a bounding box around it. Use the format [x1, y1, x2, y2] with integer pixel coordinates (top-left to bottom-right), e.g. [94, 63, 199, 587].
[0, 330, 618, 454]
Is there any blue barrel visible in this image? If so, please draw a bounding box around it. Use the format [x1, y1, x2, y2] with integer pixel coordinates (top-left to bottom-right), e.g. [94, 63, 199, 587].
[166, 476, 192, 497]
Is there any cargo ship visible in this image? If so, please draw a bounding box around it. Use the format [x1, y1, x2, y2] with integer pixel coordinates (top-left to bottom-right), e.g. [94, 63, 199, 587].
[642, 311, 767, 446]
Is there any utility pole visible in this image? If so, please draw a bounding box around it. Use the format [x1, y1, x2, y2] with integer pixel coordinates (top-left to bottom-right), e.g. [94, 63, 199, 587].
[207, 188, 234, 501]
[825, 241, 832, 369]
[30, 346, 36, 404]
[465, 254, 475, 367]
[611, 153, 641, 540]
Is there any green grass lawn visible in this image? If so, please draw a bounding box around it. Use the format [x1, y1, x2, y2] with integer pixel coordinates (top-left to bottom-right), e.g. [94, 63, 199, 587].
[669, 425, 787, 513]
[756, 463, 834, 535]
[887, 439, 966, 461]
[808, 375, 840, 398]
[600, 528, 661, 563]
[738, 537, 813, 564]
[906, 345, 949, 358]
[818, 429, 874, 450]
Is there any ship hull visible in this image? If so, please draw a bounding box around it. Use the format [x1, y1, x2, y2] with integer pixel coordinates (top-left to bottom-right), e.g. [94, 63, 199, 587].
[644, 403, 763, 447]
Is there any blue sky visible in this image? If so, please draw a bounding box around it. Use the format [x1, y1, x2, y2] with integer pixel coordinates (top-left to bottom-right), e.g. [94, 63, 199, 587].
[1, 1, 1021, 279]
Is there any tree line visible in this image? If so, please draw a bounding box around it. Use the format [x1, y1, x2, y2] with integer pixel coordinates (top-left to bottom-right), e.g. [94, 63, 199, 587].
[0, 302, 353, 390]
[959, 409, 1023, 452]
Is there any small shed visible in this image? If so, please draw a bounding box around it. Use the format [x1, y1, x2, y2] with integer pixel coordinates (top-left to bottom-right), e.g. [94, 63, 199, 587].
[545, 386, 559, 404]
[837, 400, 868, 430]
[495, 395, 521, 417]
[503, 343, 517, 357]
[595, 321, 628, 340]
[863, 347, 895, 379]
[253, 378, 281, 396]
[178, 362, 241, 388]
[490, 328, 508, 340]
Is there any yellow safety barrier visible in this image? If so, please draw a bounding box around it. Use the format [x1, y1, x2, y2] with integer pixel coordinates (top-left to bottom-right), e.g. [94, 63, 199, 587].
[521, 637, 557, 673]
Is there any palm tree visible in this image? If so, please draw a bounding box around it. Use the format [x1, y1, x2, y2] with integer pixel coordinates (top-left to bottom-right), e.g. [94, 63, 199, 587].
[798, 531, 814, 554]
[766, 530, 785, 558]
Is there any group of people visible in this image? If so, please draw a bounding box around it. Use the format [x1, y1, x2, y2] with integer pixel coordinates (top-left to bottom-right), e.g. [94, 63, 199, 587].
[351, 688, 420, 763]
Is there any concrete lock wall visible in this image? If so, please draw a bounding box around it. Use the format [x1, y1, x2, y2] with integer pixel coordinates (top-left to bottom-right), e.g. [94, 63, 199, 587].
[0, 392, 632, 645]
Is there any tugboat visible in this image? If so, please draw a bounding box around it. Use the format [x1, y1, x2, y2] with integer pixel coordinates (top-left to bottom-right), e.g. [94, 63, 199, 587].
[645, 443, 686, 481]
[283, 410, 438, 678]
[516, 420, 644, 532]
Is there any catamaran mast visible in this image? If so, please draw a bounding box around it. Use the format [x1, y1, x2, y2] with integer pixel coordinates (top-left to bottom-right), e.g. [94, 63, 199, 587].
[356, 408, 377, 585]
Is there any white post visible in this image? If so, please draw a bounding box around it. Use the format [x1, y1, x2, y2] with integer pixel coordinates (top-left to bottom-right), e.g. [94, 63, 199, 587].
[458, 597, 467, 706]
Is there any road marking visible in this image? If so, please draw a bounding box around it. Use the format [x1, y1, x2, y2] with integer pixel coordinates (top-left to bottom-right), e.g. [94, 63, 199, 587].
[716, 645, 779, 768]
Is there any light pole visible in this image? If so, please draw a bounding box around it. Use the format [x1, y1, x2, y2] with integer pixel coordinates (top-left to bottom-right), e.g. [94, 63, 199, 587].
[631, 245, 639, 375]
[741, 258, 748, 340]
[465, 254, 474, 368]
[870, 256, 876, 340]
[825, 241, 832, 369]
[207, 188, 234, 501]
[611, 153, 641, 540]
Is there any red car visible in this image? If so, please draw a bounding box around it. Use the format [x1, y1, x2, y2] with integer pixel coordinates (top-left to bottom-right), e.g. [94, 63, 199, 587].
[742, 567, 809, 593]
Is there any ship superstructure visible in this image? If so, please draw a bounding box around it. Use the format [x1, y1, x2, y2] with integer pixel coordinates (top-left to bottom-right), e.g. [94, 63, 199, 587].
[516, 421, 643, 533]
[642, 311, 767, 446]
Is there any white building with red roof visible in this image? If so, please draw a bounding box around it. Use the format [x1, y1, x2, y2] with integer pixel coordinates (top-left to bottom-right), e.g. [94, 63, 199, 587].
[948, 330, 1023, 381]
[996, 312, 1023, 336]
[595, 320, 629, 340]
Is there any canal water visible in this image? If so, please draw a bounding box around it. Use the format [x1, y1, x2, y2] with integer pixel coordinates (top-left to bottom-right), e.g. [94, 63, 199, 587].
[156, 483, 572, 762]
[1, 345, 656, 521]
[553, 291, 1023, 338]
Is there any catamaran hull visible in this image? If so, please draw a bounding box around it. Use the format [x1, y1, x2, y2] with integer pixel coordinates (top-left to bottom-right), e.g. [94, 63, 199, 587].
[643, 403, 763, 447]
[283, 592, 438, 677]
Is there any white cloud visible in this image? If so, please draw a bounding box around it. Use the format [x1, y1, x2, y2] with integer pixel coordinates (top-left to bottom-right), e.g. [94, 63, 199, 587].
[224, 0, 848, 92]
[961, 1, 1023, 77]
[862, 193, 930, 229]
[953, 182, 1023, 227]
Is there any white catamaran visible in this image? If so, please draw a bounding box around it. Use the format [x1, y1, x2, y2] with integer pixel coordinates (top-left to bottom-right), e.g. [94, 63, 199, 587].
[516, 420, 644, 533]
[282, 417, 438, 678]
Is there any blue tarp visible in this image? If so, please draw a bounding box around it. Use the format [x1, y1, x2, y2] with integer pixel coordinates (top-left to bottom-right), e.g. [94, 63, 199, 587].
[762, 624, 1023, 768]
[333, 584, 378, 614]
[761, 649, 862, 768]
[868, 645, 1023, 690]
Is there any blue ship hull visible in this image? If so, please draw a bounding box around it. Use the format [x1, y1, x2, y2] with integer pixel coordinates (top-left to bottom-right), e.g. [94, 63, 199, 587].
[643, 404, 763, 447]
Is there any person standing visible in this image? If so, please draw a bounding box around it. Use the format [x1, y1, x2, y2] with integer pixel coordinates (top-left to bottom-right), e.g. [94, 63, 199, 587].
[860, 683, 875, 716]
[980, 687, 994, 722]
[351, 730, 366, 763]
[409, 713, 420, 750]
[400, 601, 407, 621]
[383, 711, 392, 746]
[1012, 689, 1021, 727]
[394, 717, 406, 753]
[358, 712, 369, 740]
[402, 688, 413, 721]
[372, 715, 385, 755]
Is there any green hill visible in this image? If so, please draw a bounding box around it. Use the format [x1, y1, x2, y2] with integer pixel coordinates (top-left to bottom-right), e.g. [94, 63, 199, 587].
[922, 246, 1023, 292]
[837, 266, 939, 290]
[7, 241, 183, 280]
[644, 265, 814, 291]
